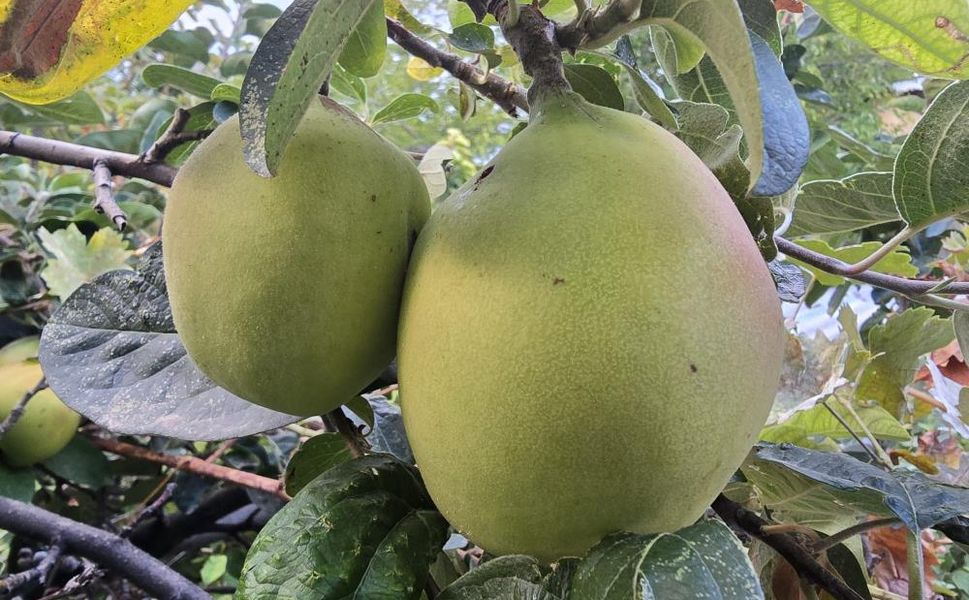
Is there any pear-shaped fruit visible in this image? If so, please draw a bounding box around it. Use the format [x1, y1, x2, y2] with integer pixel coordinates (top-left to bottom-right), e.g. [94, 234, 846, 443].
[398, 93, 785, 562]
[163, 98, 430, 416]
[0, 360, 81, 468]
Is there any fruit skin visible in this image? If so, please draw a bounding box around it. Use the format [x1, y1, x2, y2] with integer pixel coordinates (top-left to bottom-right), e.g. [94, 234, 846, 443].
[0, 361, 81, 468]
[398, 93, 785, 562]
[163, 97, 430, 417]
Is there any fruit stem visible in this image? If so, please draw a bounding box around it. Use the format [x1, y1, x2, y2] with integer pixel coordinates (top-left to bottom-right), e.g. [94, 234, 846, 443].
[496, 3, 573, 113]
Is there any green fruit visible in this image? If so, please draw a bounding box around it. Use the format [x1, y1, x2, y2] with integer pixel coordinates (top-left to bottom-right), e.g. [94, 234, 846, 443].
[398, 93, 785, 562]
[164, 98, 431, 417]
[0, 335, 39, 366]
[0, 361, 81, 467]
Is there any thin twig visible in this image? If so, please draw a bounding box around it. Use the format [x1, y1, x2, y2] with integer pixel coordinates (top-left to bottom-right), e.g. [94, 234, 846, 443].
[0, 131, 177, 187]
[0, 538, 64, 594]
[85, 434, 289, 500]
[820, 397, 883, 466]
[0, 376, 46, 439]
[141, 108, 212, 164]
[0, 497, 209, 600]
[840, 225, 922, 275]
[813, 517, 901, 553]
[385, 17, 528, 115]
[776, 236, 969, 296]
[119, 483, 177, 538]
[91, 159, 127, 231]
[712, 494, 865, 600]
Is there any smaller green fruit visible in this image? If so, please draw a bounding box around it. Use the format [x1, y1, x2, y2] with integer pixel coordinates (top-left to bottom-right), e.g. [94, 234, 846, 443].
[0, 336, 39, 366]
[0, 360, 81, 467]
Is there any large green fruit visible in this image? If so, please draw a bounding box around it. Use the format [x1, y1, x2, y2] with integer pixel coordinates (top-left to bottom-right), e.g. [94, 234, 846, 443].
[164, 98, 430, 416]
[398, 93, 785, 562]
[0, 360, 81, 468]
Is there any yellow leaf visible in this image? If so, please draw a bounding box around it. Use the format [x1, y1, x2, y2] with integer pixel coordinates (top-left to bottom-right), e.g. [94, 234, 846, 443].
[0, 0, 195, 104]
[406, 56, 443, 82]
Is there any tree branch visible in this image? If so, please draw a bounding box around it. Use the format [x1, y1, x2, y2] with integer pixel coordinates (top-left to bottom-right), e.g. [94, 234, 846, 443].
[0, 538, 63, 594]
[92, 159, 128, 231]
[775, 236, 969, 296]
[495, 3, 572, 107]
[385, 17, 528, 115]
[141, 108, 212, 164]
[0, 131, 177, 187]
[0, 376, 46, 438]
[0, 497, 209, 600]
[712, 494, 865, 600]
[85, 434, 289, 500]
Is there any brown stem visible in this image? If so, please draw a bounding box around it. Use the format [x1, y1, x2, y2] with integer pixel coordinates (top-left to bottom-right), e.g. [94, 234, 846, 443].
[0, 376, 46, 438]
[712, 495, 865, 600]
[385, 17, 527, 115]
[141, 108, 212, 164]
[496, 3, 572, 108]
[85, 434, 289, 501]
[91, 159, 128, 231]
[0, 131, 176, 187]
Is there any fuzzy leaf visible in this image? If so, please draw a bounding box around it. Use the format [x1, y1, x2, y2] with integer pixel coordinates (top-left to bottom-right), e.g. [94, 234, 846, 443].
[804, 0, 969, 78]
[893, 81, 969, 226]
[240, 0, 377, 176]
[747, 443, 969, 531]
[788, 171, 900, 236]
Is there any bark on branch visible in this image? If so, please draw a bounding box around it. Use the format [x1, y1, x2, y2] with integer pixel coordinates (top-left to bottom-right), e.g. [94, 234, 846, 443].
[385, 17, 528, 115]
[712, 494, 865, 600]
[0, 497, 209, 600]
[0, 131, 176, 187]
[85, 434, 289, 500]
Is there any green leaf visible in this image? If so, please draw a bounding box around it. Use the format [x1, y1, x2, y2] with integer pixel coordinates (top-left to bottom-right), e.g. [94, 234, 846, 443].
[338, 1, 387, 78]
[240, 0, 377, 176]
[569, 520, 763, 600]
[449, 23, 495, 54]
[38, 225, 133, 300]
[238, 455, 448, 600]
[283, 433, 352, 496]
[42, 437, 110, 489]
[856, 307, 953, 414]
[0, 462, 35, 502]
[893, 81, 969, 227]
[640, 0, 765, 190]
[371, 93, 439, 125]
[330, 63, 368, 103]
[148, 29, 212, 65]
[747, 443, 969, 531]
[563, 64, 624, 111]
[804, 0, 969, 78]
[787, 240, 917, 286]
[142, 64, 222, 98]
[788, 172, 901, 237]
[740, 0, 781, 55]
[613, 38, 677, 129]
[201, 554, 229, 585]
[760, 402, 910, 445]
[210, 83, 242, 104]
[437, 555, 559, 600]
[868, 307, 953, 375]
[14, 92, 104, 125]
[345, 397, 375, 429]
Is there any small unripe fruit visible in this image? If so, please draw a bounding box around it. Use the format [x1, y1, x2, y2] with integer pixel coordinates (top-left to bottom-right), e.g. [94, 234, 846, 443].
[399, 93, 785, 562]
[163, 98, 430, 416]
